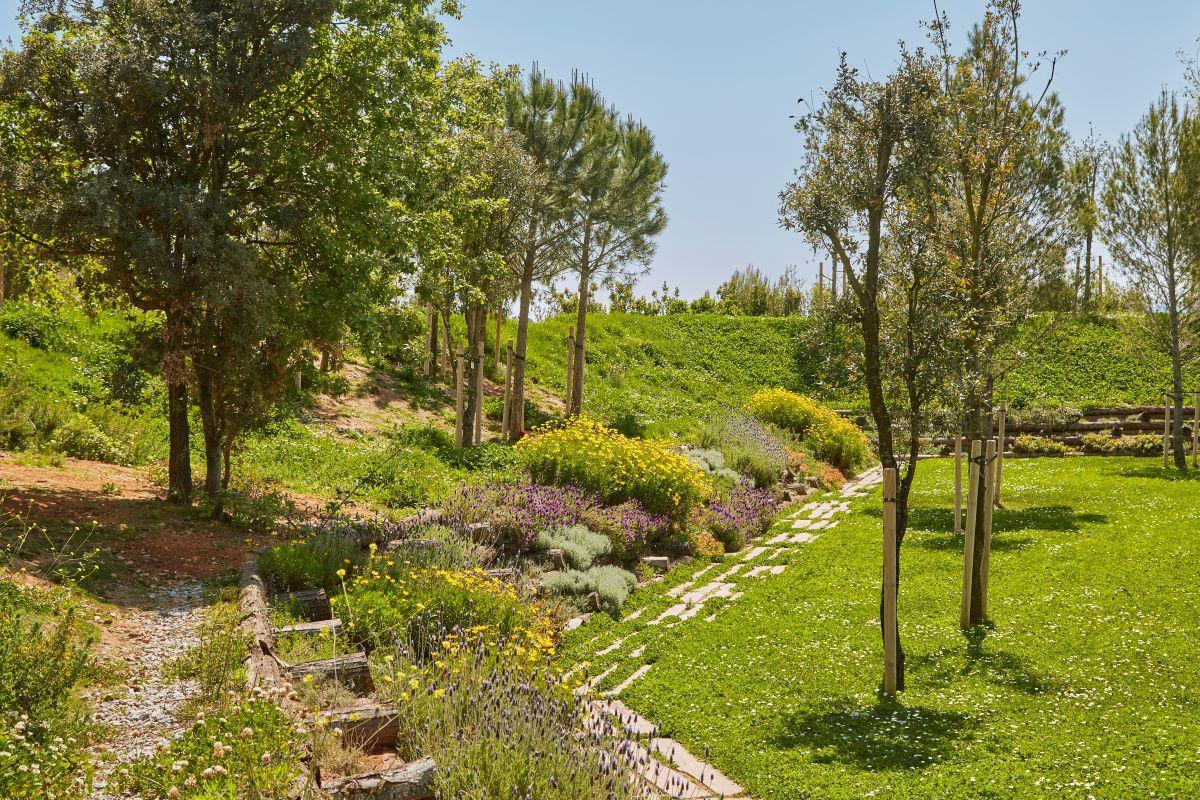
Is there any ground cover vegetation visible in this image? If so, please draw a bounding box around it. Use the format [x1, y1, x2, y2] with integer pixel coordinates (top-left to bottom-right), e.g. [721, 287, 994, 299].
[562, 457, 1200, 799]
[0, 0, 1199, 797]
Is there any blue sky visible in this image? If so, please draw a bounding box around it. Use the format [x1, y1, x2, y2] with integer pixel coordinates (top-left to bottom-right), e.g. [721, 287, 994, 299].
[4, 1, 1199, 298]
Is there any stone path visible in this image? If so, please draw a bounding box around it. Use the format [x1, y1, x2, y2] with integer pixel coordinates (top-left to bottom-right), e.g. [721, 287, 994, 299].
[88, 582, 207, 799]
[583, 466, 883, 799]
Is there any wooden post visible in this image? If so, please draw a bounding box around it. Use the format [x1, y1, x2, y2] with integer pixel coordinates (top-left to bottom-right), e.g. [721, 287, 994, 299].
[423, 303, 435, 377]
[574, 338, 585, 414]
[882, 466, 898, 697]
[1193, 388, 1199, 468]
[818, 263, 825, 299]
[979, 438, 997, 617]
[954, 432, 963, 535]
[493, 303, 503, 363]
[454, 348, 465, 448]
[502, 340, 513, 438]
[564, 330, 575, 414]
[959, 440, 982, 630]
[830, 260, 838, 303]
[994, 401, 1006, 507]
[473, 340, 484, 445]
[1163, 393, 1171, 468]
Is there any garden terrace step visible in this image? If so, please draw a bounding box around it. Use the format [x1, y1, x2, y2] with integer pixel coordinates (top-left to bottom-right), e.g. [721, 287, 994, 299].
[318, 756, 437, 800]
[288, 652, 374, 694]
[278, 618, 343, 637]
[280, 588, 332, 621]
[528, 548, 566, 570]
[650, 738, 745, 797]
[318, 702, 401, 750]
[640, 555, 670, 573]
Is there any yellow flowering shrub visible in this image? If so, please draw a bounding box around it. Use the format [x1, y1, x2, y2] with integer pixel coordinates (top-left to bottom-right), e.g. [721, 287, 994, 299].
[338, 550, 557, 661]
[746, 388, 871, 471]
[515, 417, 712, 523]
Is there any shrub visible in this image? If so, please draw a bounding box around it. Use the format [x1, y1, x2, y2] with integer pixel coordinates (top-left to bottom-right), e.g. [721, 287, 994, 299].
[48, 413, 128, 464]
[1081, 432, 1162, 455]
[0, 301, 68, 350]
[682, 447, 741, 483]
[163, 603, 251, 700]
[579, 499, 673, 561]
[114, 697, 302, 799]
[0, 598, 89, 719]
[516, 417, 712, 522]
[1012, 435, 1070, 456]
[442, 483, 595, 552]
[339, 557, 555, 660]
[704, 486, 779, 552]
[541, 566, 639, 614]
[696, 414, 790, 489]
[535, 525, 611, 570]
[258, 533, 361, 594]
[745, 388, 871, 472]
[0, 713, 91, 800]
[746, 388, 825, 437]
[378, 638, 647, 800]
[689, 529, 725, 557]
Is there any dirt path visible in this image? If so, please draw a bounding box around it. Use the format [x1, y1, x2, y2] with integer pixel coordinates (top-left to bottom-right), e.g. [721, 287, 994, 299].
[87, 582, 207, 799]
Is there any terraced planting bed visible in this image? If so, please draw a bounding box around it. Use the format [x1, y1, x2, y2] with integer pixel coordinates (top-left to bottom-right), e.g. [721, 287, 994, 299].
[561, 457, 1200, 799]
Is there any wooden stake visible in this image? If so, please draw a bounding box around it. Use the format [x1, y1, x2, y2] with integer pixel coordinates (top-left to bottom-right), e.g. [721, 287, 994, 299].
[818, 263, 825, 298]
[954, 432, 963, 535]
[575, 338, 585, 413]
[882, 466, 898, 697]
[1193, 388, 1199, 469]
[423, 303, 435, 377]
[564, 330, 575, 414]
[502, 340, 513, 438]
[1163, 393, 1171, 468]
[473, 340, 484, 445]
[493, 303, 503, 363]
[994, 401, 1006, 507]
[959, 440, 982, 630]
[980, 438, 997, 617]
[454, 348, 465, 449]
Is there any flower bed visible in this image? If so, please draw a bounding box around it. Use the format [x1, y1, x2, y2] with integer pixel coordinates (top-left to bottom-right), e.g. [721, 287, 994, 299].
[746, 388, 871, 471]
[516, 418, 712, 523]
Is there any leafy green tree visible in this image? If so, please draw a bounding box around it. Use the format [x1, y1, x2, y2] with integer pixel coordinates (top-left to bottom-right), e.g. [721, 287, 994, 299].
[1104, 92, 1196, 470]
[1065, 131, 1106, 310]
[505, 69, 602, 436]
[782, 48, 946, 692]
[565, 111, 667, 414]
[716, 264, 808, 317]
[929, 0, 1070, 446]
[0, 0, 451, 507]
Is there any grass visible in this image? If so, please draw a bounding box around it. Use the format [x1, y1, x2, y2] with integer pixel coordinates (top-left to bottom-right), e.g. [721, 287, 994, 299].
[562, 457, 1200, 799]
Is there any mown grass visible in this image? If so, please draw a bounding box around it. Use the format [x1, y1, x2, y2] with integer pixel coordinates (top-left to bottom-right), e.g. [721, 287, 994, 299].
[565, 457, 1200, 799]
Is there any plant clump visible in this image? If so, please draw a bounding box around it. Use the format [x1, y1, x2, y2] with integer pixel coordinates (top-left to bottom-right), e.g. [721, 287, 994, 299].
[542, 565, 639, 614]
[535, 525, 612, 570]
[703, 486, 779, 552]
[745, 388, 871, 471]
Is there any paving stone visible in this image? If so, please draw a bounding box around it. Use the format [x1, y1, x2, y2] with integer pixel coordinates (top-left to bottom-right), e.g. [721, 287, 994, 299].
[609, 664, 651, 697]
[766, 532, 791, 545]
[624, 608, 644, 622]
[633, 743, 714, 799]
[789, 532, 817, 544]
[791, 518, 813, 530]
[680, 581, 734, 605]
[629, 644, 645, 659]
[650, 603, 688, 625]
[745, 564, 771, 578]
[769, 564, 786, 575]
[651, 738, 746, 796]
[596, 635, 626, 656]
[740, 546, 768, 562]
[667, 579, 696, 598]
[715, 563, 744, 580]
[575, 663, 618, 695]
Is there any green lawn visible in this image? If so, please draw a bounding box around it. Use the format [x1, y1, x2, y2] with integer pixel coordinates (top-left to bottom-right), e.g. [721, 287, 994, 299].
[562, 457, 1200, 799]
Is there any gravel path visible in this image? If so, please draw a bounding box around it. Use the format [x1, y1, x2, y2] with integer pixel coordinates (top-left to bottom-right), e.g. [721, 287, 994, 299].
[88, 582, 207, 799]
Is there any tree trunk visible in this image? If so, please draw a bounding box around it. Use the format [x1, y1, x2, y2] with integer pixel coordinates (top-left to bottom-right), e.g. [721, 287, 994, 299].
[570, 225, 591, 416]
[440, 305, 453, 378]
[164, 303, 192, 506]
[319, 349, 330, 373]
[426, 303, 439, 379]
[1083, 232, 1093, 310]
[511, 210, 540, 440]
[1169, 307, 1187, 470]
[195, 366, 224, 517]
[166, 379, 192, 505]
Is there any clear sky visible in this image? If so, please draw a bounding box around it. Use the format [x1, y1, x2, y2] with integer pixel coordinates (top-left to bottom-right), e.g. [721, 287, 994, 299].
[4, 1, 1199, 299]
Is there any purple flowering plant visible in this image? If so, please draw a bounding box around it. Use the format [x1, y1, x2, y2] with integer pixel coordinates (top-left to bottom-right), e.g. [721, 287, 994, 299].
[705, 486, 779, 551]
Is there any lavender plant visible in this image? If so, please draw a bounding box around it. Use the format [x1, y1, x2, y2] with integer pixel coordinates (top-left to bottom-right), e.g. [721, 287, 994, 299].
[705, 486, 779, 551]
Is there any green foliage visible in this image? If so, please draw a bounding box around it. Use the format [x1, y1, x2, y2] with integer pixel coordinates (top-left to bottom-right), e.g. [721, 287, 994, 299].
[534, 525, 611, 570]
[0, 713, 91, 800]
[258, 533, 361, 595]
[693, 414, 790, 489]
[516, 418, 712, 523]
[542, 565, 638, 613]
[1012, 435, 1070, 456]
[746, 388, 871, 471]
[0, 596, 89, 719]
[163, 604, 251, 699]
[0, 301, 67, 350]
[48, 414, 129, 464]
[1081, 433, 1163, 455]
[563, 457, 1200, 798]
[681, 447, 741, 484]
[379, 640, 646, 800]
[114, 698, 302, 799]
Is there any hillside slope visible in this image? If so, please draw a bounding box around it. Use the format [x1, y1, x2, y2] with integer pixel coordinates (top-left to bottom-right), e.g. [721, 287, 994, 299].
[518, 312, 1199, 426]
